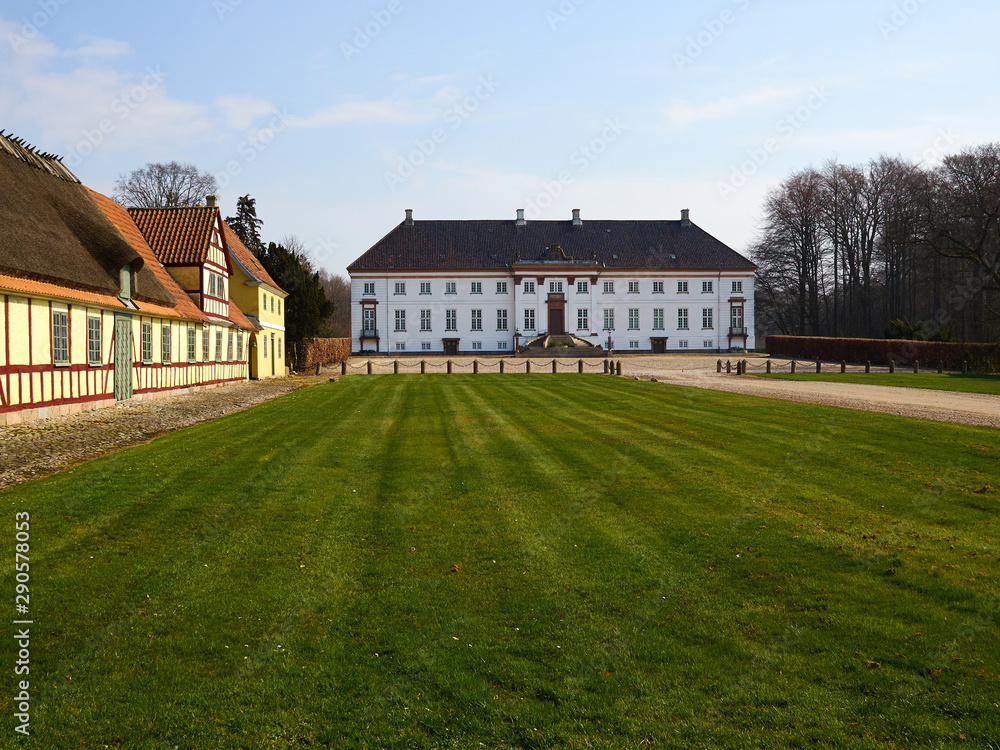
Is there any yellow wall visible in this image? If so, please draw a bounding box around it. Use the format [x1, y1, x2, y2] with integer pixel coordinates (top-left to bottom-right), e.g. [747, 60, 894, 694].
[229, 262, 286, 379]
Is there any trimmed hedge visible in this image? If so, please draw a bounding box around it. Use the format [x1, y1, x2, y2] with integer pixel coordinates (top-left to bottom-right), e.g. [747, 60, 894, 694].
[765, 336, 1000, 374]
[298, 338, 352, 370]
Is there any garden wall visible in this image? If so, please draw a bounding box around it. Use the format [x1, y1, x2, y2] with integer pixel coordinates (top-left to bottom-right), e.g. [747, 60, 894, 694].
[765, 336, 1000, 373]
[297, 338, 352, 371]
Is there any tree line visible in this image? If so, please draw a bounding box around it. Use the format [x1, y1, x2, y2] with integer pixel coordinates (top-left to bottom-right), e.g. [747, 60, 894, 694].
[751, 143, 1000, 343]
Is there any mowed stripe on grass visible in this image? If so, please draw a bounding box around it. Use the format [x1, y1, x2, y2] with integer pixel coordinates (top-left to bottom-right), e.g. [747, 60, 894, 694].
[2, 375, 998, 749]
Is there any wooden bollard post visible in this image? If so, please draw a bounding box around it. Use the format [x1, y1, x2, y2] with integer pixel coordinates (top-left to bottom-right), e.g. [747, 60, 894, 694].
[616, 361, 622, 376]
[367, 360, 372, 375]
[790, 360, 796, 374]
[913, 360, 919, 374]
[315, 362, 322, 376]
[526, 360, 532, 374]
[447, 360, 453, 374]
[473, 359, 479, 374]
[420, 360, 426, 374]
[841, 361, 846, 374]
[717, 359, 723, 373]
[962, 360, 968, 374]
[604, 360, 609, 374]
[816, 360, 822, 374]
[578, 359, 584, 374]
[394, 360, 399, 374]
[726, 360, 731, 374]
[766, 359, 772, 374]
[889, 360, 895, 374]
[937, 361, 944, 374]
[552, 360, 558, 374]
[743, 360, 748, 375]
[500, 360, 505, 374]
[866, 360, 871, 374]
[341, 360, 347, 376]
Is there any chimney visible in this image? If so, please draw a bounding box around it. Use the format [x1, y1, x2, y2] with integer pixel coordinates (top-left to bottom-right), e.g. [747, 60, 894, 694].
[405, 208, 413, 226]
[572, 208, 582, 226]
[681, 208, 690, 226]
[516, 208, 526, 226]
[205, 195, 217, 207]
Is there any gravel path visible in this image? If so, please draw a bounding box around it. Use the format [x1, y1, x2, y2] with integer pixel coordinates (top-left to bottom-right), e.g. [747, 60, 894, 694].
[0, 376, 326, 491]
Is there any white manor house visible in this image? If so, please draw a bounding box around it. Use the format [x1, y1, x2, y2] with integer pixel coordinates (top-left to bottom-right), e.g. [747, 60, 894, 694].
[347, 209, 756, 355]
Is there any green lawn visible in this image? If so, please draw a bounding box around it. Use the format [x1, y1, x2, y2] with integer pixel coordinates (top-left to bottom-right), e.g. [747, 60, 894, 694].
[755, 371, 1000, 396]
[2, 376, 999, 749]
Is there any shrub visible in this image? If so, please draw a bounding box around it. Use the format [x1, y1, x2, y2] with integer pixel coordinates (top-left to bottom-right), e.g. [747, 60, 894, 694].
[765, 336, 1000, 373]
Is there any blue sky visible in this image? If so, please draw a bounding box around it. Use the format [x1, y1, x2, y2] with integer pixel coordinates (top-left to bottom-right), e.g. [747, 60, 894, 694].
[2, 0, 998, 276]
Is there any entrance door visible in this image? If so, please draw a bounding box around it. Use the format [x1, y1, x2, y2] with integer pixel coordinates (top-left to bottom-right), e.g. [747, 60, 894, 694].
[443, 340, 458, 355]
[271, 333, 276, 376]
[548, 307, 565, 335]
[113, 313, 133, 401]
[731, 306, 744, 332]
[651, 338, 666, 354]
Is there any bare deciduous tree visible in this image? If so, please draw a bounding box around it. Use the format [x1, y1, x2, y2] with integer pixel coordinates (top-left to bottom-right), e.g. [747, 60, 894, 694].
[318, 270, 351, 338]
[113, 162, 219, 208]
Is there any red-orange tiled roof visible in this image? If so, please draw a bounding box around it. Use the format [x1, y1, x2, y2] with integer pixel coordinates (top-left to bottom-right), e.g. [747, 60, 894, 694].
[227, 299, 259, 330]
[128, 206, 217, 265]
[90, 191, 208, 322]
[221, 222, 286, 294]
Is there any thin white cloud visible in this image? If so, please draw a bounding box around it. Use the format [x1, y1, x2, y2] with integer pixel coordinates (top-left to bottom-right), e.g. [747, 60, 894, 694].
[289, 86, 463, 129]
[665, 86, 802, 129]
[73, 35, 131, 58]
[216, 95, 278, 129]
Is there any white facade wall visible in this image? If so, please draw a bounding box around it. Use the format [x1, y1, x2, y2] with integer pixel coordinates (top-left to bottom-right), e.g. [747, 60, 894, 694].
[351, 270, 755, 354]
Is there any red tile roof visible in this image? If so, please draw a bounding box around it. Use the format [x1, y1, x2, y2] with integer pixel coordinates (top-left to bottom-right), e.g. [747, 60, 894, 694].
[90, 190, 208, 322]
[128, 206, 218, 265]
[221, 222, 285, 294]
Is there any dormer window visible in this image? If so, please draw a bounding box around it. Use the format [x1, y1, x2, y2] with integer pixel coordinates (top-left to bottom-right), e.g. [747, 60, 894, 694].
[120, 265, 132, 301]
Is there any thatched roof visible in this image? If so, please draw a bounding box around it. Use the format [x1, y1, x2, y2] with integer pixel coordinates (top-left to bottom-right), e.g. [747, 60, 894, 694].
[0, 133, 173, 305]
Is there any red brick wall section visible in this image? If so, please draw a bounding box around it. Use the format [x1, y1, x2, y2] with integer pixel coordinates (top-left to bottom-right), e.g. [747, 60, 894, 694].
[765, 335, 1000, 373]
[299, 338, 352, 370]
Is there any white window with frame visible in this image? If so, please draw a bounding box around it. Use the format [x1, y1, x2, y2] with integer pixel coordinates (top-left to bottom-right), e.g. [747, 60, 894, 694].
[141, 320, 153, 364]
[445, 282, 457, 295]
[702, 308, 714, 330]
[363, 282, 375, 296]
[88, 314, 102, 365]
[421, 342, 432, 351]
[237, 331, 244, 361]
[471, 309, 483, 331]
[678, 281, 688, 294]
[704, 340, 714, 349]
[603, 308, 615, 331]
[678, 308, 689, 330]
[420, 310, 432, 331]
[524, 309, 535, 331]
[394, 282, 406, 295]
[263, 333, 267, 358]
[497, 309, 508, 331]
[395, 310, 406, 332]
[187, 326, 197, 363]
[227, 330, 234, 361]
[446, 310, 457, 331]
[420, 282, 432, 295]
[628, 281, 639, 294]
[363, 308, 376, 333]
[653, 309, 664, 330]
[549, 281, 563, 293]
[471, 281, 482, 294]
[162, 324, 172, 365]
[603, 280, 614, 294]
[629, 341, 639, 349]
[270, 297, 274, 314]
[628, 308, 639, 330]
[208, 273, 216, 298]
[52, 308, 69, 365]
[395, 342, 406, 351]
[497, 281, 508, 294]
[678, 340, 689, 349]
[202, 324, 210, 362]
[732, 280, 743, 294]
[576, 280, 588, 294]
[498, 342, 508, 350]
[577, 309, 589, 331]
[215, 330, 223, 362]
[732, 307, 744, 330]
[277, 299, 281, 315]
[652, 281, 664, 294]
[702, 281, 713, 294]
[523, 281, 535, 294]
[472, 342, 482, 351]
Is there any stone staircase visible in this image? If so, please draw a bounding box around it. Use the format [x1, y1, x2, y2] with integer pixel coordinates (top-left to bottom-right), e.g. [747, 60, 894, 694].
[544, 335, 578, 348]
